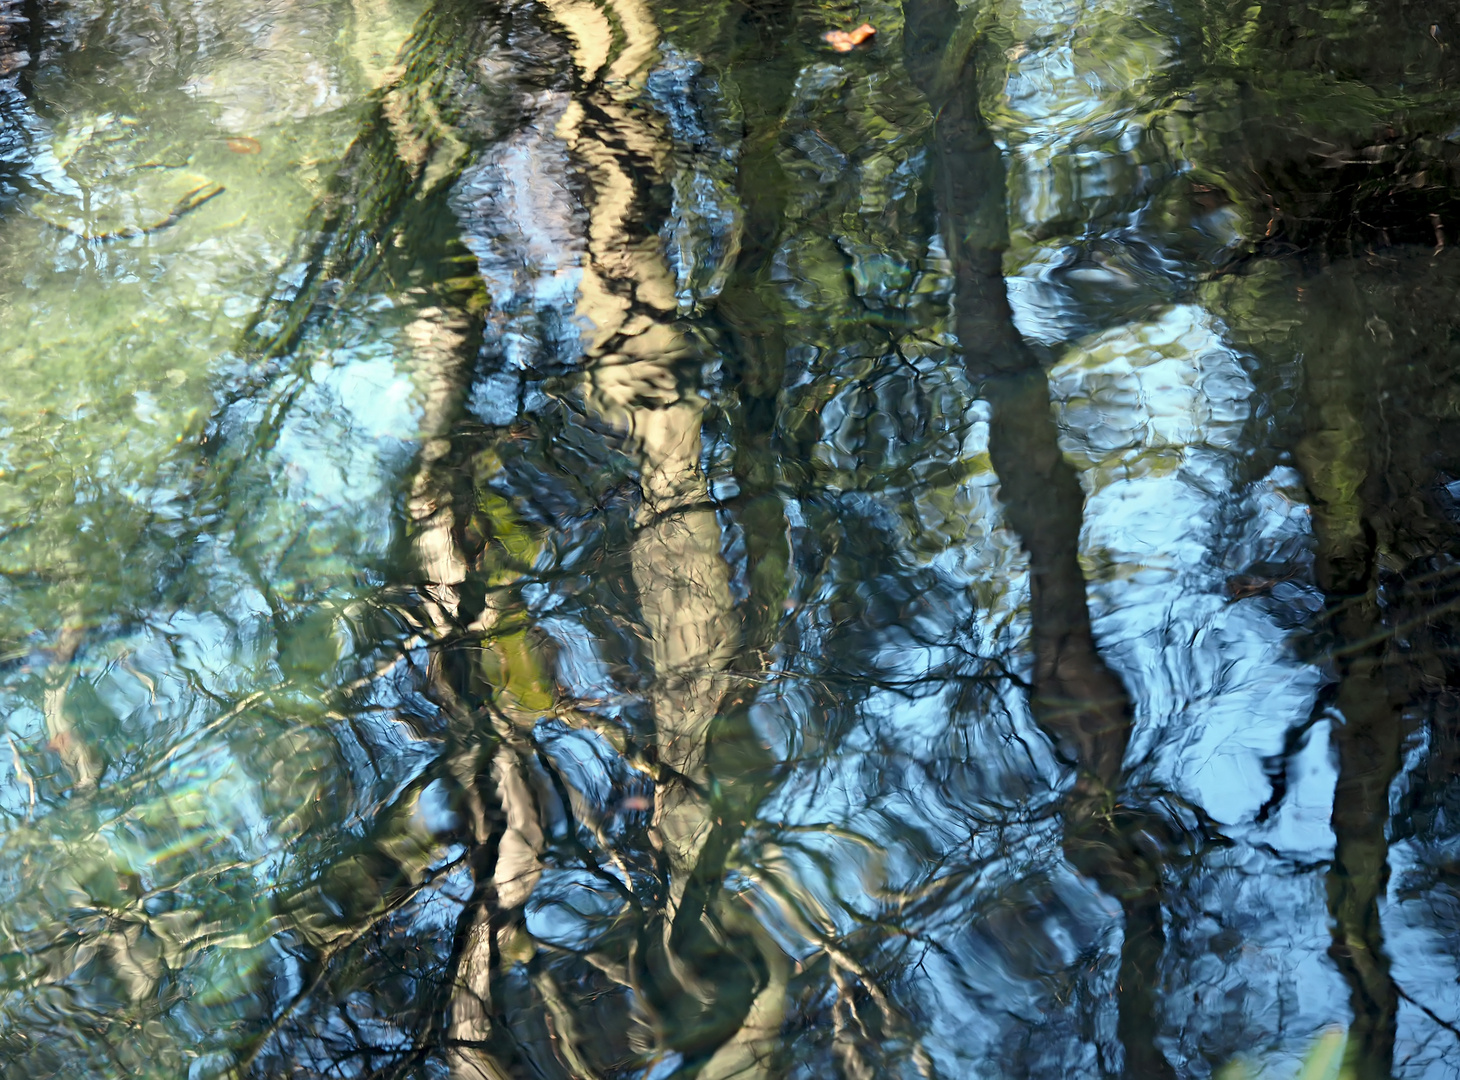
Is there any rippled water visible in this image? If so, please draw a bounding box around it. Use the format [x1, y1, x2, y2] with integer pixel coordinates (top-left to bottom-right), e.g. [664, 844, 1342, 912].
[1, 0, 1459, 1076]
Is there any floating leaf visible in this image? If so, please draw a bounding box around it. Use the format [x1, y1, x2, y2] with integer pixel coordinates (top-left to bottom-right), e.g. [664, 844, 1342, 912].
[824, 23, 876, 53]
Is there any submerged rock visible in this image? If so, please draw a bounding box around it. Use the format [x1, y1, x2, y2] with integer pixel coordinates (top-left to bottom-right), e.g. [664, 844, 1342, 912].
[31, 112, 225, 240]
[33, 172, 224, 240]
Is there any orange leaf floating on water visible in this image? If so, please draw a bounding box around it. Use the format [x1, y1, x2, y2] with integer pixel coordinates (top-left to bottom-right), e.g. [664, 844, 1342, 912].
[225, 136, 261, 154]
[824, 23, 875, 52]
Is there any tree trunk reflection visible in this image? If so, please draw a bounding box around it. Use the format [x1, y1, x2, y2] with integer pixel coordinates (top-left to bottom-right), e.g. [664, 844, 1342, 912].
[904, 1, 1173, 1074]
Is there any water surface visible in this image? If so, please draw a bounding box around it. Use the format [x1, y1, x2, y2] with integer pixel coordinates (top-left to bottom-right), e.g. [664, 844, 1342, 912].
[1, 0, 1458, 1077]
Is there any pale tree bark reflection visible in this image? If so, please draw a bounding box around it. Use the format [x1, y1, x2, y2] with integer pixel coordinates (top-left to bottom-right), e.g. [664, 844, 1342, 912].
[387, 0, 792, 1072]
[540, 1, 789, 1073]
